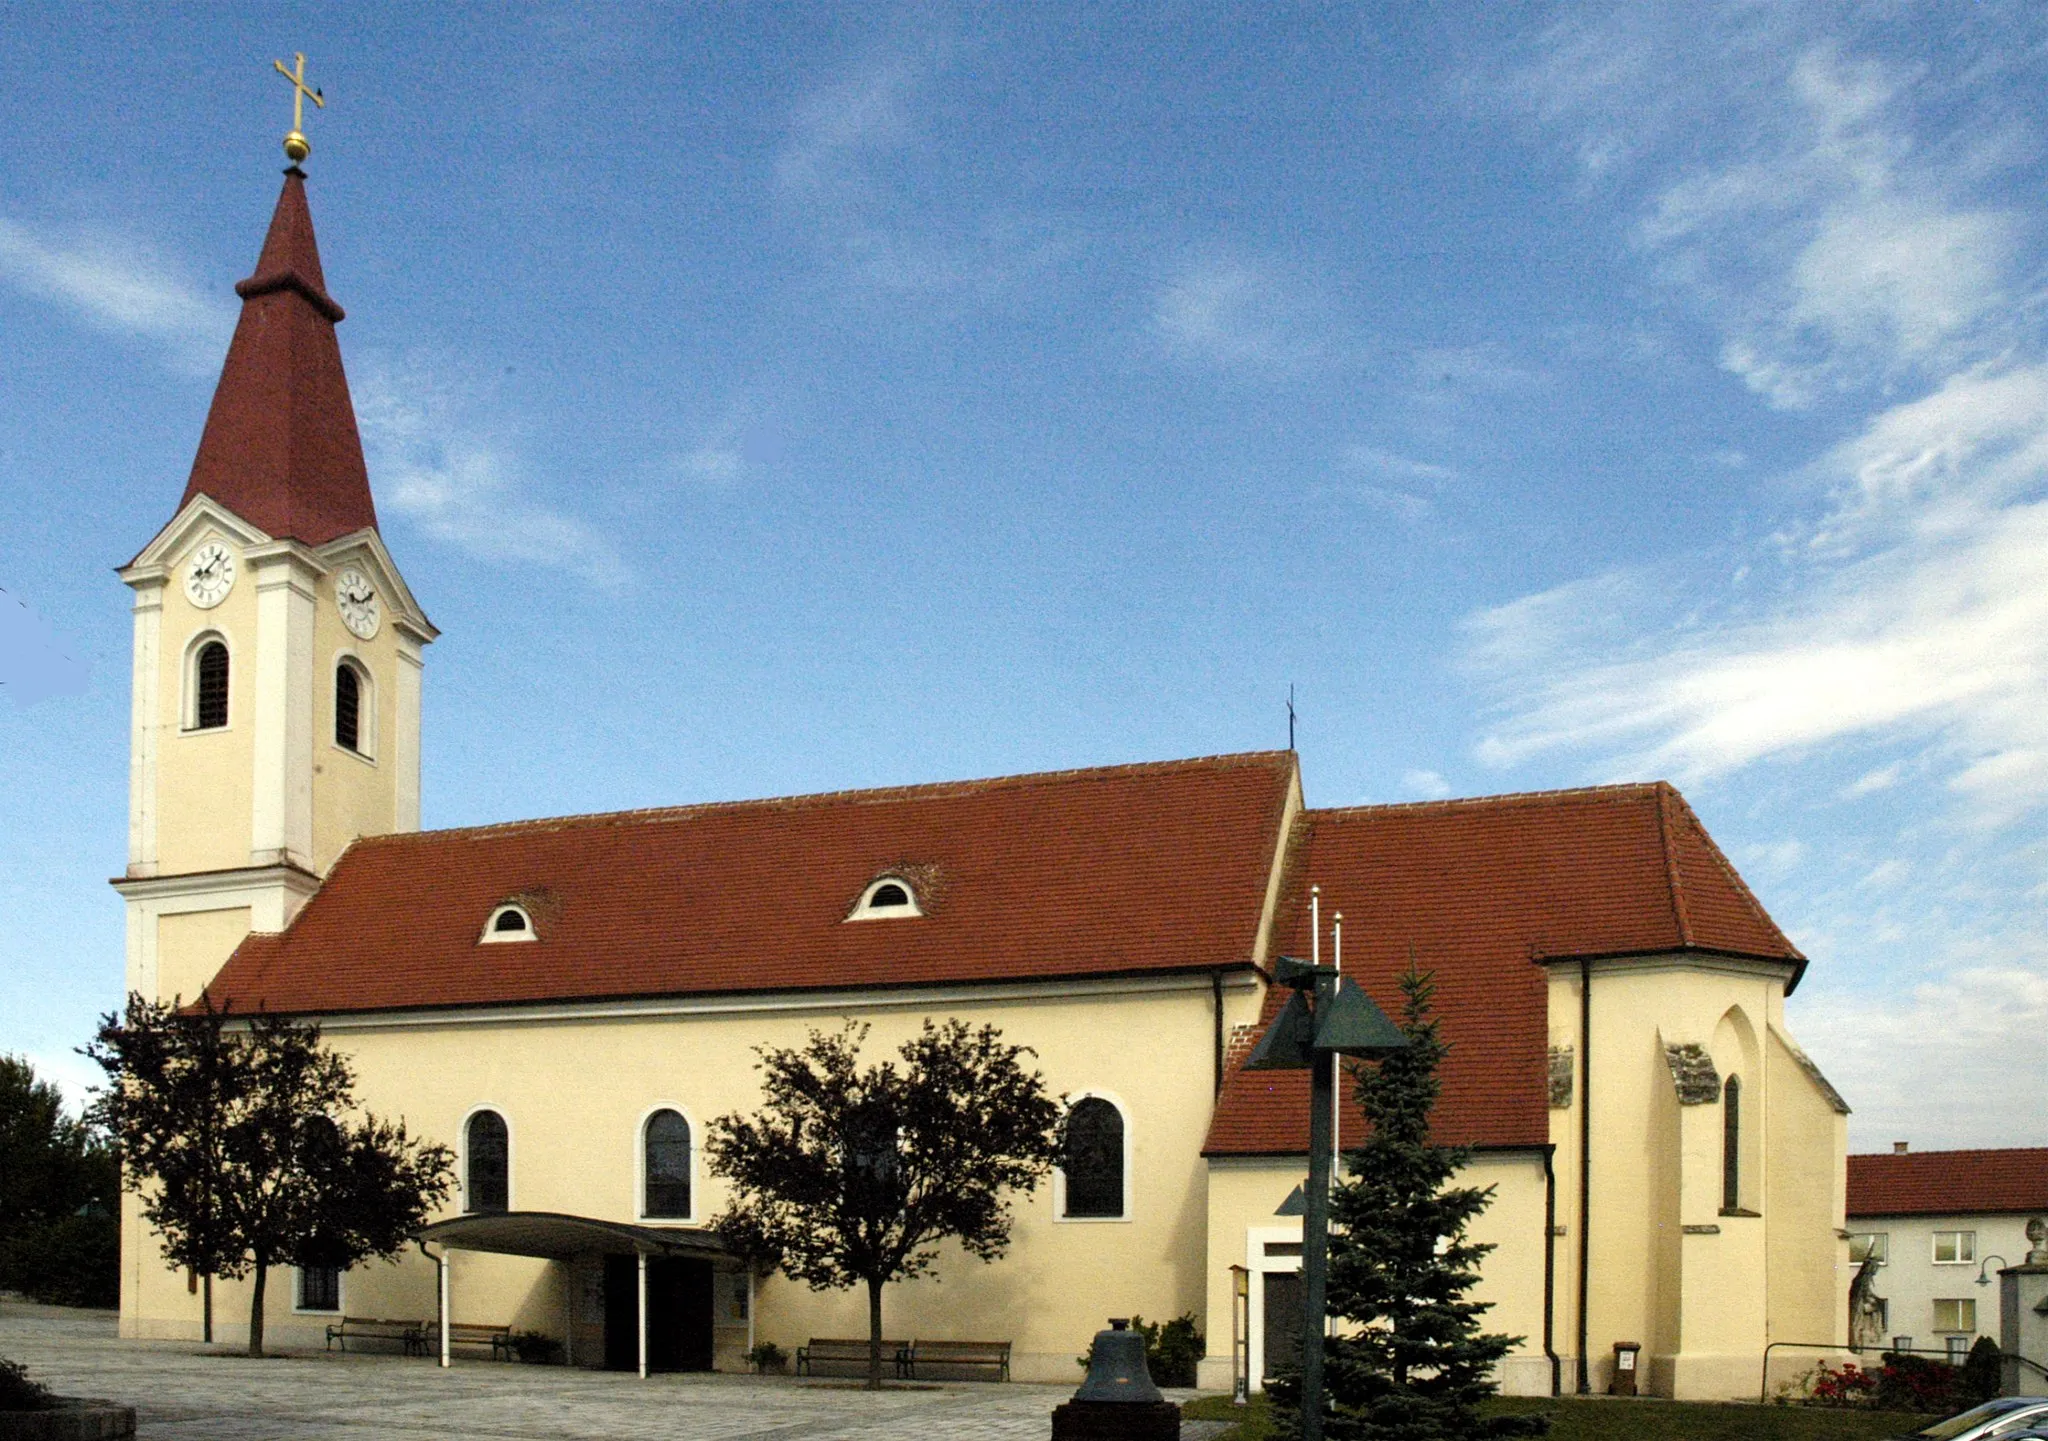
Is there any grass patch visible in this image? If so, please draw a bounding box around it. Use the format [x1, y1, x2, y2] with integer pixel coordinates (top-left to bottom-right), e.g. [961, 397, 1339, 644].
[1181, 1393, 1930, 1441]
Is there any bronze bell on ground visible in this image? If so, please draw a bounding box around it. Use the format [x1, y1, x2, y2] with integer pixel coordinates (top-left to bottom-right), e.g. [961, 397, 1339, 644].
[1050, 1319, 1180, 1441]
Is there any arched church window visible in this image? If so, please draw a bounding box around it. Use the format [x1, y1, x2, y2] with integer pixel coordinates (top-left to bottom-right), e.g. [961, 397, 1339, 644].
[466, 1110, 509, 1214]
[643, 1109, 692, 1219]
[335, 663, 361, 752]
[194, 641, 229, 730]
[1722, 1074, 1742, 1212]
[1061, 1096, 1125, 1219]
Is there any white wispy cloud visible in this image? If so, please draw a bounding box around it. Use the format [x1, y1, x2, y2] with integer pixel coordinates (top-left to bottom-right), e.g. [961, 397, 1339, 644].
[1153, 250, 1351, 375]
[354, 358, 624, 587]
[0, 217, 233, 374]
[1400, 768, 1453, 800]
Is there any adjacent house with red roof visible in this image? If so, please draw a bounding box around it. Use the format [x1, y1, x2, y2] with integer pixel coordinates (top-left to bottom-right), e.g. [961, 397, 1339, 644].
[1845, 1146, 2048, 1360]
[110, 164, 1853, 1402]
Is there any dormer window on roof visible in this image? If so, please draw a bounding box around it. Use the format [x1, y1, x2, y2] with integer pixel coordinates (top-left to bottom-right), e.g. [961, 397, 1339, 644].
[480, 903, 536, 944]
[848, 876, 923, 921]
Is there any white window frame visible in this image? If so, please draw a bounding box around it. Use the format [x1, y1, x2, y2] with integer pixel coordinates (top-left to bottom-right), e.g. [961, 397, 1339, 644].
[1848, 1232, 1889, 1266]
[635, 1101, 697, 1224]
[1932, 1297, 1976, 1334]
[331, 651, 377, 763]
[1933, 1230, 1976, 1265]
[846, 875, 924, 921]
[1053, 1090, 1132, 1224]
[181, 630, 234, 733]
[293, 1263, 344, 1314]
[460, 1104, 514, 1214]
[479, 904, 537, 944]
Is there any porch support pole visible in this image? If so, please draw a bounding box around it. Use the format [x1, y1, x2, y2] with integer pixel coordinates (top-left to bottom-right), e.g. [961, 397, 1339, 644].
[438, 1250, 451, 1369]
[638, 1251, 649, 1379]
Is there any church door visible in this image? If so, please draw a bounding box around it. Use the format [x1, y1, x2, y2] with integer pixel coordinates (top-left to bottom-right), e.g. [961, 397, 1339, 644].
[1262, 1270, 1303, 1380]
[603, 1254, 715, 1372]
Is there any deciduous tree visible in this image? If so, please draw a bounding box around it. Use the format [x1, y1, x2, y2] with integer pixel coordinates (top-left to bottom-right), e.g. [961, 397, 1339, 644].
[0, 1055, 117, 1308]
[87, 996, 453, 1356]
[708, 1019, 1064, 1389]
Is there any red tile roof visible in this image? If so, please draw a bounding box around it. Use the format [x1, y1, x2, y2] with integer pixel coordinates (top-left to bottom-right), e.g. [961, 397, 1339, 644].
[204, 752, 1298, 1016]
[179, 169, 378, 546]
[1847, 1149, 2048, 1219]
[1202, 783, 1803, 1155]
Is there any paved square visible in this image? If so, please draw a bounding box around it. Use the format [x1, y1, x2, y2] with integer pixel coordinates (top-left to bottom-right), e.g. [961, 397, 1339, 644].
[0, 1302, 1230, 1440]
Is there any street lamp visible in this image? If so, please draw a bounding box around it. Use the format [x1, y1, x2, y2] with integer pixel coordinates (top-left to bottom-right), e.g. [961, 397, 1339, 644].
[1243, 951, 1408, 1441]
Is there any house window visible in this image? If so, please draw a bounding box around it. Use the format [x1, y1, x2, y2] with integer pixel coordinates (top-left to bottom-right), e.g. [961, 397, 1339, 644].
[297, 1265, 341, 1313]
[1061, 1097, 1125, 1219]
[1947, 1335, 1970, 1363]
[466, 1110, 509, 1214]
[1933, 1298, 1976, 1334]
[1721, 1074, 1741, 1212]
[1849, 1233, 1889, 1265]
[847, 876, 924, 920]
[643, 1109, 692, 1219]
[194, 641, 229, 729]
[335, 663, 362, 752]
[1933, 1231, 1976, 1265]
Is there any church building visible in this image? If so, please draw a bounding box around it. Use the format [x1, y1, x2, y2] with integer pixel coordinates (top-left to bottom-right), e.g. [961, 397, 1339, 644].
[113, 164, 1853, 1401]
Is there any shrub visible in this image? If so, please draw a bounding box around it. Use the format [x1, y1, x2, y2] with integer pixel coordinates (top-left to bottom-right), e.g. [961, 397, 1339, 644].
[747, 1340, 788, 1373]
[1131, 1313, 1204, 1389]
[1, 1210, 119, 1309]
[0, 1356, 55, 1412]
[510, 1330, 562, 1364]
[1805, 1360, 1877, 1407]
[1963, 1335, 2003, 1405]
[1874, 1352, 1961, 1413]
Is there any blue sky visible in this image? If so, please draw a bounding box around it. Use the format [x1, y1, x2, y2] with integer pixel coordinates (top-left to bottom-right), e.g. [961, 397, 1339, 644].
[3, 4, 2045, 1150]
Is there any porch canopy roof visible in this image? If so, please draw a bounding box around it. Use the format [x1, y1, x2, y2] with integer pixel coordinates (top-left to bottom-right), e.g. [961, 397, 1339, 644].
[417, 1210, 731, 1261]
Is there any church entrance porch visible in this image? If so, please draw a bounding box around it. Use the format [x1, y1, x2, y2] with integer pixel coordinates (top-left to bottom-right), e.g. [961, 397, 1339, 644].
[417, 1211, 734, 1378]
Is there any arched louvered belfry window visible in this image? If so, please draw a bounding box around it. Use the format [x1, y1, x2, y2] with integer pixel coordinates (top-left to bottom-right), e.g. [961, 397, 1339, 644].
[335, 663, 361, 751]
[466, 1110, 509, 1214]
[1721, 1075, 1742, 1212]
[194, 641, 229, 730]
[643, 1109, 692, 1219]
[1062, 1096, 1125, 1219]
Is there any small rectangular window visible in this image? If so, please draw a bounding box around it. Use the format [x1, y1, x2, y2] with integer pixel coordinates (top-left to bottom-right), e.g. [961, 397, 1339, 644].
[298, 1265, 341, 1312]
[1933, 1231, 1976, 1264]
[1932, 1298, 1975, 1333]
[1848, 1232, 1888, 1265]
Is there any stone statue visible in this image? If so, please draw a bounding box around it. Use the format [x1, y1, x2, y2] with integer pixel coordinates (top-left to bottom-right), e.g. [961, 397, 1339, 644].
[1849, 1254, 1888, 1352]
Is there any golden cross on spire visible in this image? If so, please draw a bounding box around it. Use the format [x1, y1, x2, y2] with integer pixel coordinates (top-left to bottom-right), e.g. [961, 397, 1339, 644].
[272, 52, 324, 164]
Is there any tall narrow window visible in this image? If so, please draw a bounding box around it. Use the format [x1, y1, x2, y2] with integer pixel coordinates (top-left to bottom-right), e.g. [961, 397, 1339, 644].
[1721, 1074, 1742, 1212]
[466, 1110, 509, 1214]
[194, 641, 229, 730]
[643, 1109, 692, 1219]
[298, 1265, 341, 1312]
[335, 663, 361, 751]
[1062, 1097, 1125, 1218]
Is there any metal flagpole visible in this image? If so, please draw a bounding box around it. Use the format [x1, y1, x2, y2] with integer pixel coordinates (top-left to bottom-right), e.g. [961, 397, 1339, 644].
[638, 1252, 649, 1379]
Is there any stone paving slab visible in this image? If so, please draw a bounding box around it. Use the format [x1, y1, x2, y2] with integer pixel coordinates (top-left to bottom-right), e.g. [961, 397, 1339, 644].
[0, 1302, 1232, 1440]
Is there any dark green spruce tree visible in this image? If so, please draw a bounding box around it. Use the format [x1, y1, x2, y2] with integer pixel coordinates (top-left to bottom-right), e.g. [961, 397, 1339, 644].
[1293, 965, 1547, 1440]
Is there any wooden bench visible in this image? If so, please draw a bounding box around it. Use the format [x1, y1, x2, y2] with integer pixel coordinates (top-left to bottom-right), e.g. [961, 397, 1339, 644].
[905, 1338, 1012, 1381]
[324, 1317, 426, 1356]
[423, 1321, 516, 1360]
[795, 1337, 911, 1377]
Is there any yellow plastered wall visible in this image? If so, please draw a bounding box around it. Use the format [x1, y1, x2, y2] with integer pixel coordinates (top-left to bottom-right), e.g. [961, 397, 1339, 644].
[1199, 1154, 1556, 1397]
[308, 575, 403, 874]
[1550, 958, 1846, 1400]
[155, 907, 253, 1010]
[120, 982, 1246, 1379]
[154, 563, 259, 875]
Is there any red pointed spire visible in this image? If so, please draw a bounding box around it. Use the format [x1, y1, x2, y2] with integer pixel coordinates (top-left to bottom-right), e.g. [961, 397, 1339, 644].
[179, 168, 377, 545]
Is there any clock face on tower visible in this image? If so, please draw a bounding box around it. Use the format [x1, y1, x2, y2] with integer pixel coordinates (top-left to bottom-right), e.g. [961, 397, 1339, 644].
[336, 569, 381, 639]
[183, 542, 236, 609]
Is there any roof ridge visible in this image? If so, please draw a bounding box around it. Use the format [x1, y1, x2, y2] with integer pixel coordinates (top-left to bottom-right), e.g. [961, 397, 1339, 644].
[1654, 783, 1695, 948]
[1306, 781, 1664, 819]
[1853, 1146, 2048, 1160]
[353, 750, 1297, 847]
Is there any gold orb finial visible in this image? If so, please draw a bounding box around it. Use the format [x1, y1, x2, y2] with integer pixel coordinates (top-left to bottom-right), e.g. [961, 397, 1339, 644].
[272, 53, 324, 167]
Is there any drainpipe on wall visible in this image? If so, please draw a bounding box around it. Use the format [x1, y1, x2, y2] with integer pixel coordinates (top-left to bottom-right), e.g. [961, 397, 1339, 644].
[1542, 1144, 1560, 1397]
[1577, 956, 1593, 1395]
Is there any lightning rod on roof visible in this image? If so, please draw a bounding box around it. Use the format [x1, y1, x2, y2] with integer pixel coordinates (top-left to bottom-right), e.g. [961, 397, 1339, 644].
[1288, 684, 1297, 751]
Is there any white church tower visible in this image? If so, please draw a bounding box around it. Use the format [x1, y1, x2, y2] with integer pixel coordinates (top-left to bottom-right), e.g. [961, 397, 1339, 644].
[112, 165, 434, 1010]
